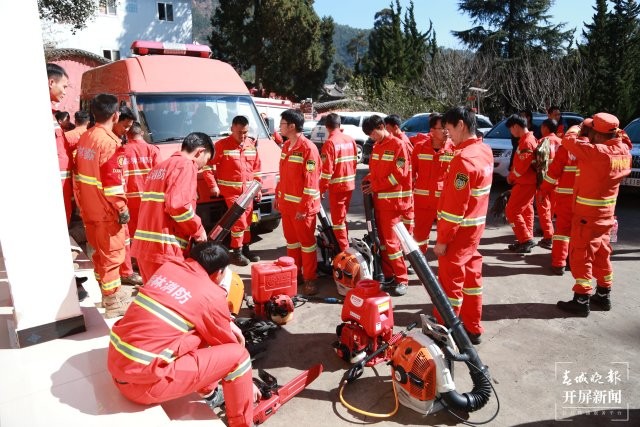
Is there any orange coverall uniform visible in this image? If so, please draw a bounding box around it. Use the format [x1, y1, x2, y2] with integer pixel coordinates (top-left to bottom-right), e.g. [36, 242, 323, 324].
[320, 129, 358, 251]
[76, 125, 128, 296]
[435, 136, 493, 335]
[540, 144, 578, 268]
[203, 136, 261, 249]
[122, 139, 160, 238]
[131, 152, 206, 283]
[505, 131, 538, 243]
[276, 135, 321, 280]
[108, 258, 253, 427]
[562, 131, 631, 295]
[55, 114, 73, 225]
[535, 133, 562, 240]
[410, 133, 454, 253]
[398, 132, 415, 235]
[366, 135, 411, 284]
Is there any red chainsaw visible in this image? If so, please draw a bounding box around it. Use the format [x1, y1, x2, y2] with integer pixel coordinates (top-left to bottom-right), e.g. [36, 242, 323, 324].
[253, 363, 323, 424]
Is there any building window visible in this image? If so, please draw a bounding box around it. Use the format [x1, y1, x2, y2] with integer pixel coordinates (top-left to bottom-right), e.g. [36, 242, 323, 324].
[103, 50, 121, 61]
[99, 0, 117, 15]
[158, 3, 174, 21]
[126, 0, 138, 13]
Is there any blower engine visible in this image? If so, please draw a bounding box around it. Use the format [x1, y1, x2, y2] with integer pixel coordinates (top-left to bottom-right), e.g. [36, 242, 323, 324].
[251, 257, 297, 325]
[220, 267, 245, 316]
[333, 279, 394, 365]
[332, 248, 371, 296]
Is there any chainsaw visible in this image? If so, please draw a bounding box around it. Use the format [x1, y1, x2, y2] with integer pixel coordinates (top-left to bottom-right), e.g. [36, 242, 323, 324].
[253, 364, 323, 424]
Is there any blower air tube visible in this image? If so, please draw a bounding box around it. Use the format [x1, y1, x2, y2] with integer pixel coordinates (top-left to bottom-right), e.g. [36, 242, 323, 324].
[393, 223, 492, 413]
[209, 180, 262, 242]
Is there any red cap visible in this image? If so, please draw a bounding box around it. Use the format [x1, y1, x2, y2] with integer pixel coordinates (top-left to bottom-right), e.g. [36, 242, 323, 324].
[583, 113, 619, 133]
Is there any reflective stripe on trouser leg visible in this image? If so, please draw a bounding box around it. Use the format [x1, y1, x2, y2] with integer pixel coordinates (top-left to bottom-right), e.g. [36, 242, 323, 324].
[329, 190, 353, 252]
[86, 221, 127, 296]
[569, 216, 596, 295]
[226, 197, 252, 249]
[414, 205, 437, 254]
[402, 206, 415, 235]
[295, 213, 318, 280]
[376, 209, 408, 283]
[435, 233, 484, 334]
[551, 195, 573, 267]
[505, 183, 536, 243]
[536, 190, 554, 239]
[593, 225, 613, 289]
[120, 226, 134, 277]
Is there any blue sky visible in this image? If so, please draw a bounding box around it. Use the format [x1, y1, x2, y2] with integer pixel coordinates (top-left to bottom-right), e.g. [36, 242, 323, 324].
[313, 0, 597, 49]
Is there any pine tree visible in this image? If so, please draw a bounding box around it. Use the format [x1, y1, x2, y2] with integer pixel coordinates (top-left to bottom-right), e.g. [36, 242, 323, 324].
[453, 0, 573, 58]
[209, 0, 334, 99]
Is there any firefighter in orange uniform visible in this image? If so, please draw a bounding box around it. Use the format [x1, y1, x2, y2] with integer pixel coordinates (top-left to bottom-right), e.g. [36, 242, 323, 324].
[108, 242, 260, 427]
[557, 113, 631, 316]
[276, 109, 321, 295]
[539, 126, 582, 275]
[76, 94, 132, 318]
[203, 115, 262, 266]
[535, 119, 562, 249]
[319, 113, 358, 251]
[505, 114, 538, 253]
[131, 132, 213, 283]
[47, 63, 73, 225]
[434, 107, 493, 344]
[65, 110, 91, 151]
[409, 113, 454, 254]
[122, 122, 160, 239]
[385, 114, 415, 235]
[362, 115, 411, 297]
[112, 106, 142, 286]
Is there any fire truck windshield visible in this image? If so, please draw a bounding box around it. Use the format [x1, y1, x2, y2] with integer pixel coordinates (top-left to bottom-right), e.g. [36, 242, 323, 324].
[136, 94, 268, 143]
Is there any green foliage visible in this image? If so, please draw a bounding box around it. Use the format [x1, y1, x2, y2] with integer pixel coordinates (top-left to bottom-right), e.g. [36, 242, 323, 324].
[453, 0, 573, 58]
[578, 0, 640, 124]
[209, 0, 334, 99]
[38, 0, 97, 33]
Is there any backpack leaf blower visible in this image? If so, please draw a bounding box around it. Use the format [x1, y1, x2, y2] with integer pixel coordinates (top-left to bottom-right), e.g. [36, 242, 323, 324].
[392, 223, 495, 416]
[316, 204, 342, 276]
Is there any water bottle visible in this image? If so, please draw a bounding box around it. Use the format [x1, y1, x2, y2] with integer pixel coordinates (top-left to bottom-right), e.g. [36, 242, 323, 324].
[610, 217, 618, 243]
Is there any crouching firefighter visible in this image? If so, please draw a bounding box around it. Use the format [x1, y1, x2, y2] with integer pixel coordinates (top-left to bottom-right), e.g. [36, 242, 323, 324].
[108, 242, 261, 427]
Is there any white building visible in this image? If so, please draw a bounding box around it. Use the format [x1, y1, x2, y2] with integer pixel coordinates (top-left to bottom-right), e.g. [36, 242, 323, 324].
[43, 0, 193, 60]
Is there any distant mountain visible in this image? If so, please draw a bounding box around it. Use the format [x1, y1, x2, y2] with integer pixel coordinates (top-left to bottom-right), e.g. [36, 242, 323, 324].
[332, 23, 370, 69]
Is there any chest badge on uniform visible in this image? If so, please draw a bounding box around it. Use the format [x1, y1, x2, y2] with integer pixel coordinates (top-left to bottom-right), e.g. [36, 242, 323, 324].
[117, 155, 125, 167]
[396, 157, 406, 169]
[454, 172, 469, 190]
[306, 160, 316, 171]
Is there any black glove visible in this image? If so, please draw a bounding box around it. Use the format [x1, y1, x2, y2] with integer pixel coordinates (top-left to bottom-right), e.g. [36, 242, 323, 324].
[118, 210, 130, 224]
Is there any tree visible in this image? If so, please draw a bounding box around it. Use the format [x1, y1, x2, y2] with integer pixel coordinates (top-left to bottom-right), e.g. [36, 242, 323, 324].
[579, 0, 640, 123]
[38, 0, 98, 34]
[209, 0, 334, 99]
[453, 0, 573, 58]
[346, 31, 368, 73]
[361, 0, 436, 86]
[332, 62, 353, 86]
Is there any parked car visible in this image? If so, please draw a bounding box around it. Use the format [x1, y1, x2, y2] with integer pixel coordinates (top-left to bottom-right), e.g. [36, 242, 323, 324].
[399, 112, 493, 138]
[484, 112, 584, 179]
[622, 117, 640, 188]
[310, 111, 387, 163]
[303, 120, 317, 139]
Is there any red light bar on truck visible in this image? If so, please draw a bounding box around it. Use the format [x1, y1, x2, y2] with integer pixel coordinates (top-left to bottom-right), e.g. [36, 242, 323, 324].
[131, 40, 211, 58]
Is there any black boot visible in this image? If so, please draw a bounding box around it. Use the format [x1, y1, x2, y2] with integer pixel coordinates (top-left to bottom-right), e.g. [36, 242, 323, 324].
[557, 293, 590, 317]
[230, 248, 249, 266]
[242, 246, 260, 262]
[76, 276, 89, 302]
[590, 286, 611, 311]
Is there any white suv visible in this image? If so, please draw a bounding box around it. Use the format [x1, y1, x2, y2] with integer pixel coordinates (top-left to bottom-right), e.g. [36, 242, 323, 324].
[310, 111, 387, 163]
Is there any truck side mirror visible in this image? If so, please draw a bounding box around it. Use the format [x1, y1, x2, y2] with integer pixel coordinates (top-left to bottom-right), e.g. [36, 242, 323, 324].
[267, 117, 275, 134]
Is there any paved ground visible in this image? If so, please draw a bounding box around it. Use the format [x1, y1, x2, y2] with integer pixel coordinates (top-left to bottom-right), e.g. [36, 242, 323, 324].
[228, 165, 640, 427]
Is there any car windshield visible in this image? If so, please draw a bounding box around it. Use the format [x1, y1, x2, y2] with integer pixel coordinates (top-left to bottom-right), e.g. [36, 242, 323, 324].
[401, 115, 429, 133]
[625, 120, 640, 146]
[135, 94, 268, 143]
[477, 116, 493, 128]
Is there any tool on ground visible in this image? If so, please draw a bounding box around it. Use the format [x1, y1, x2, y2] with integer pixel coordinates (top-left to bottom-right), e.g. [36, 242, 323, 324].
[316, 204, 342, 275]
[220, 267, 244, 315]
[333, 279, 394, 365]
[234, 317, 278, 359]
[253, 363, 324, 425]
[208, 180, 262, 242]
[250, 256, 298, 324]
[391, 223, 497, 420]
[489, 189, 510, 223]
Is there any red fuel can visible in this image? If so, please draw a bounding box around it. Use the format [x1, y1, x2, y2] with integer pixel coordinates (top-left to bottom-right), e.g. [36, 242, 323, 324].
[341, 279, 394, 339]
[251, 256, 298, 318]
